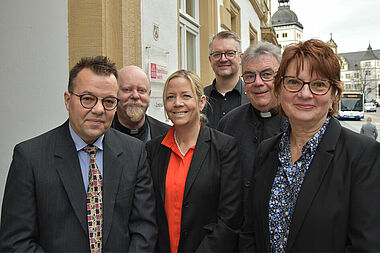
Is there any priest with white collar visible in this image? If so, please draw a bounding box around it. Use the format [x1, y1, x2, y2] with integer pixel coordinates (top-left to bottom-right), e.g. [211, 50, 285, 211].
[218, 41, 288, 205]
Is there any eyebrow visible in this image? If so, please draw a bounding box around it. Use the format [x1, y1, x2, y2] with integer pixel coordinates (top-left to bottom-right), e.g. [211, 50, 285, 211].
[242, 68, 274, 75]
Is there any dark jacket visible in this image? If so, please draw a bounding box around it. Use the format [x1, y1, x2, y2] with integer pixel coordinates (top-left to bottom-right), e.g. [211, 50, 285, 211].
[112, 113, 170, 142]
[218, 103, 287, 203]
[240, 117, 380, 252]
[0, 121, 157, 252]
[146, 124, 243, 252]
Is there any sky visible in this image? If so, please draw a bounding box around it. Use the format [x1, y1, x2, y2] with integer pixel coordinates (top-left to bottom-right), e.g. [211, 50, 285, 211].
[271, 0, 380, 53]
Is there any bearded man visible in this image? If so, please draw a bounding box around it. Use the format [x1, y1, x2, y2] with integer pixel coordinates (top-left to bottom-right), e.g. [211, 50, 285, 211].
[112, 65, 170, 143]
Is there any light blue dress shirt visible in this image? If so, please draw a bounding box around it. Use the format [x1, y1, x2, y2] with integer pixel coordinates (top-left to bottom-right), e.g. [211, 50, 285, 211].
[69, 123, 104, 192]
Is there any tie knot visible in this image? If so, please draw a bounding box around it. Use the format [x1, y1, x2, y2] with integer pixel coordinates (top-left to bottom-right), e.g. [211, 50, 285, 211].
[83, 145, 98, 156]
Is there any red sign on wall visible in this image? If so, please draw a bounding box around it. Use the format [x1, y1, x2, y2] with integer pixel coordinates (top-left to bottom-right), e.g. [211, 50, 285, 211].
[150, 63, 157, 79]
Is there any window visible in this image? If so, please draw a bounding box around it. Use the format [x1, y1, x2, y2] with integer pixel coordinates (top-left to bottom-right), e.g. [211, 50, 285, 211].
[282, 33, 288, 38]
[345, 74, 350, 79]
[249, 23, 258, 45]
[354, 73, 359, 79]
[179, 0, 200, 73]
[365, 70, 371, 76]
[365, 61, 371, 67]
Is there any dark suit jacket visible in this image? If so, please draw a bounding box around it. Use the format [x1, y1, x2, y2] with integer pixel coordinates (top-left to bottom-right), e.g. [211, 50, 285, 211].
[240, 117, 380, 252]
[146, 115, 171, 138]
[0, 121, 157, 252]
[218, 103, 287, 203]
[112, 113, 170, 142]
[146, 125, 243, 252]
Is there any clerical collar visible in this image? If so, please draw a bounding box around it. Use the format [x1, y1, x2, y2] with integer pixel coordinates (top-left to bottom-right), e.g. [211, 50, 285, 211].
[130, 129, 139, 134]
[260, 111, 272, 118]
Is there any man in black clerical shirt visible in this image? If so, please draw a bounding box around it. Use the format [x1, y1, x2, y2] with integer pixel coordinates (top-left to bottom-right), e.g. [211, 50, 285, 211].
[218, 42, 288, 204]
[203, 31, 248, 128]
[112, 66, 170, 143]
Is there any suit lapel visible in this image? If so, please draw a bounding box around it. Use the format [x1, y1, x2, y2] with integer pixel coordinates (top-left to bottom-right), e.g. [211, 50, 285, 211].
[183, 125, 210, 199]
[102, 130, 124, 245]
[55, 122, 88, 234]
[157, 145, 171, 202]
[286, 118, 341, 250]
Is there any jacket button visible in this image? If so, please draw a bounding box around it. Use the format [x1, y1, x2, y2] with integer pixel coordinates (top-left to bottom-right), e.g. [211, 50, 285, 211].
[244, 181, 251, 187]
[184, 202, 189, 208]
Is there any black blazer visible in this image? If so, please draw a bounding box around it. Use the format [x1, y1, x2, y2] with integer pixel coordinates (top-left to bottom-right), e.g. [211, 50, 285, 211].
[241, 117, 380, 252]
[0, 121, 157, 252]
[146, 115, 171, 138]
[146, 125, 243, 252]
[218, 103, 287, 203]
[112, 113, 170, 141]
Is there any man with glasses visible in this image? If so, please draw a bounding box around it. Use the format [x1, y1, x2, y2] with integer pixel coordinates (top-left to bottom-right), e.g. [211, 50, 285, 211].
[203, 31, 248, 128]
[218, 42, 288, 206]
[0, 56, 157, 252]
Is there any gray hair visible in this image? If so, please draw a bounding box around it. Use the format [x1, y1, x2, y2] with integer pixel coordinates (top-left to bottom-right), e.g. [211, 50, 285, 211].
[242, 41, 281, 70]
[208, 31, 242, 54]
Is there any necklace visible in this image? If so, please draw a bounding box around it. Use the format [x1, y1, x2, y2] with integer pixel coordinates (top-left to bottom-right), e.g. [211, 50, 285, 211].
[174, 131, 186, 156]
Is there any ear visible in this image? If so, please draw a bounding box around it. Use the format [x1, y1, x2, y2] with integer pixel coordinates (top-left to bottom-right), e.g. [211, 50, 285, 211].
[64, 91, 71, 111]
[208, 55, 212, 65]
[199, 95, 206, 111]
[238, 52, 243, 64]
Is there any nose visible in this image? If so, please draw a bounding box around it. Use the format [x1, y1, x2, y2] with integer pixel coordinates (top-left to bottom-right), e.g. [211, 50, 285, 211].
[219, 53, 228, 62]
[253, 75, 265, 86]
[174, 97, 183, 106]
[299, 83, 313, 98]
[131, 89, 140, 99]
[91, 99, 105, 114]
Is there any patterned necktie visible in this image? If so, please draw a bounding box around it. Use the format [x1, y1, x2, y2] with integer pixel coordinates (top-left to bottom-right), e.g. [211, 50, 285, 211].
[83, 145, 103, 253]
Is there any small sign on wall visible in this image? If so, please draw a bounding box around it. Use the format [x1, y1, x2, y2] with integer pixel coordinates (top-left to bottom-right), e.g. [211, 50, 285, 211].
[153, 23, 159, 41]
[148, 62, 168, 82]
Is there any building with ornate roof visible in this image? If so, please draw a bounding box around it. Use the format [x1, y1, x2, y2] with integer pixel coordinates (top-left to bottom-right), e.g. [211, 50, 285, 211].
[272, 0, 303, 51]
[340, 43, 380, 103]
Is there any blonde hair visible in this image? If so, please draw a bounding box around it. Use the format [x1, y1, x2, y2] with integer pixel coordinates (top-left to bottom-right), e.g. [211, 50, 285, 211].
[163, 70, 207, 122]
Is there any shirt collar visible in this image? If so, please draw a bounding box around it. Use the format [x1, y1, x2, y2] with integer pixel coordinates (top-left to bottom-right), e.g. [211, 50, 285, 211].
[69, 122, 104, 151]
[211, 78, 244, 95]
[279, 116, 331, 155]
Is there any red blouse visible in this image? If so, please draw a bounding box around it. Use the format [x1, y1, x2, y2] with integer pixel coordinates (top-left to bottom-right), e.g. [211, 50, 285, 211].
[161, 126, 195, 253]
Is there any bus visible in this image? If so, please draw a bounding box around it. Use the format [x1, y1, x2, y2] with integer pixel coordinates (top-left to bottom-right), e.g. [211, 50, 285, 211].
[337, 91, 364, 120]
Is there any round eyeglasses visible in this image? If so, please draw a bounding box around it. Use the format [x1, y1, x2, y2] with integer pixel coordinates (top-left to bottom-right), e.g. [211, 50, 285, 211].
[242, 69, 276, 84]
[70, 92, 119, 111]
[281, 76, 331, 95]
[209, 51, 239, 61]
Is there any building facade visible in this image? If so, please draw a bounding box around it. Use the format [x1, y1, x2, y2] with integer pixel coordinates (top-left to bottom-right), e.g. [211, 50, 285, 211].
[340, 44, 380, 103]
[271, 0, 303, 51]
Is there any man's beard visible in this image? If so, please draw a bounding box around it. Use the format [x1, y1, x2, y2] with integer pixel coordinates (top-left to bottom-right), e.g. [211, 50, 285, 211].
[123, 100, 148, 122]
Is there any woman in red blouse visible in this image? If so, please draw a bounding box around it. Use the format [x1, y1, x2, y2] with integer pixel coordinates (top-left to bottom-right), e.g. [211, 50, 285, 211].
[146, 70, 242, 252]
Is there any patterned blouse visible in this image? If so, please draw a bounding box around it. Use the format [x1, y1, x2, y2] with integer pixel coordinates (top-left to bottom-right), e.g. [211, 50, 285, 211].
[268, 116, 331, 252]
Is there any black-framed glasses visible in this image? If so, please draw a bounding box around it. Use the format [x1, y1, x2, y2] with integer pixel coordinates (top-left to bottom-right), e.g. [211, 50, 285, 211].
[242, 69, 276, 84]
[281, 76, 331, 95]
[209, 51, 239, 61]
[70, 92, 119, 111]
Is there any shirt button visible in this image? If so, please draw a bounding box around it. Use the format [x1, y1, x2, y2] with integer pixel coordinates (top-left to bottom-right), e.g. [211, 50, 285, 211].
[222, 112, 226, 115]
[285, 211, 289, 216]
[284, 237, 287, 242]
[224, 98, 227, 101]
